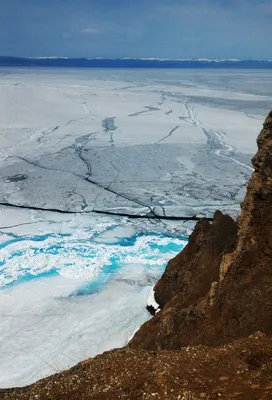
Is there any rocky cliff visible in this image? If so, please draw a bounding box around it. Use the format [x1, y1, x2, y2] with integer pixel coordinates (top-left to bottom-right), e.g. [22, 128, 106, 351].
[1, 112, 272, 400]
[130, 111, 272, 350]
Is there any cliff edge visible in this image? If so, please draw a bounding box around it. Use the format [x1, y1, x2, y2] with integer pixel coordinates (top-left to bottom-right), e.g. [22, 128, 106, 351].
[130, 111, 272, 350]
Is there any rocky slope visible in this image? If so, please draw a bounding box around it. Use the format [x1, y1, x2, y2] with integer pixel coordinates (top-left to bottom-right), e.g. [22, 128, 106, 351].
[1, 112, 272, 400]
[130, 111, 272, 350]
[2, 333, 272, 400]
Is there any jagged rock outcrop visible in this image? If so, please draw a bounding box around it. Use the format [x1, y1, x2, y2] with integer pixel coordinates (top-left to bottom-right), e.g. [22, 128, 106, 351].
[1, 112, 272, 400]
[130, 112, 272, 350]
[154, 210, 237, 310]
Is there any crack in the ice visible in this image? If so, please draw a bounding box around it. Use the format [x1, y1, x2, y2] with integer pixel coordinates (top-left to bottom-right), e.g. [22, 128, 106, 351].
[156, 125, 180, 143]
[75, 146, 158, 217]
[243, 112, 261, 121]
[37, 125, 59, 144]
[0, 202, 214, 221]
[8, 151, 157, 217]
[106, 162, 120, 190]
[129, 106, 160, 117]
[91, 209, 214, 221]
[157, 91, 253, 174]
[0, 128, 38, 156]
[119, 84, 148, 90]
[0, 221, 40, 230]
[41, 133, 71, 150]
[69, 184, 88, 211]
[181, 99, 254, 173]
[8, 155, 87, 183]
[0, 202, 82, 214]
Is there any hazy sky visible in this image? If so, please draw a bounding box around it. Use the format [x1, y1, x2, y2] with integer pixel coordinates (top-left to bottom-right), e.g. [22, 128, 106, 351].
[1, 0, 271, 59]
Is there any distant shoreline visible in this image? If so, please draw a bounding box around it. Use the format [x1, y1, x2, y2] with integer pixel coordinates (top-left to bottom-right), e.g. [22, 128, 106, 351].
[1, 56, 272, 69]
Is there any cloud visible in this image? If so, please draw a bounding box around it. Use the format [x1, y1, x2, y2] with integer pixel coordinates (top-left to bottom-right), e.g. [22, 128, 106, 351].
[80, 28, 101, 34]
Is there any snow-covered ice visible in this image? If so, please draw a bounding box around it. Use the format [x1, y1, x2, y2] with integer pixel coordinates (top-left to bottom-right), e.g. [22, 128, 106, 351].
[0, 67, 272, 387]
[0, 215, 187, 387]
[147, 286, 161, 313]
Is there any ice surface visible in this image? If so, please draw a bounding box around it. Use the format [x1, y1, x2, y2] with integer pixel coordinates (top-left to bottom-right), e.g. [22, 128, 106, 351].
[0, 228, 186, 287]
[1, 68, 271, 218]
[1, 68, 272, 387]
[0, 219, 186, 387]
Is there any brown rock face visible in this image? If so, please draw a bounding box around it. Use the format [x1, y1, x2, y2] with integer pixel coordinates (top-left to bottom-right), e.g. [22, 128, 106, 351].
[130, 112, 272, 350]
[154, 210, 237, 310]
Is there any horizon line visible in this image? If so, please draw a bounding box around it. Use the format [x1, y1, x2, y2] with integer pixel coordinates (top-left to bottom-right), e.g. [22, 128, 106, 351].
[1, 56, 272, 62]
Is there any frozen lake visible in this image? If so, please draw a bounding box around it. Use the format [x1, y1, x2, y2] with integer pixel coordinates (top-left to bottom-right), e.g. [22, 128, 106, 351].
[0, 211, 187, 387]
[0, 68, 271, 387]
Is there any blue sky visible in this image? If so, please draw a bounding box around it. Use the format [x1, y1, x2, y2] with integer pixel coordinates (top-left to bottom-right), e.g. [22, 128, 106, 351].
[1, 0, 272, 59]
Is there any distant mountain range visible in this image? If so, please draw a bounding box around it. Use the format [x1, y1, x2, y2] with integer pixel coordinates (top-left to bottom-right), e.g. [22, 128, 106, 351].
[1, 56, 272, 68]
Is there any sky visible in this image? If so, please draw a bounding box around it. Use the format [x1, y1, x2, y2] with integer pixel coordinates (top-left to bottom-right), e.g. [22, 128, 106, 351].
[1, 0, 272, 59]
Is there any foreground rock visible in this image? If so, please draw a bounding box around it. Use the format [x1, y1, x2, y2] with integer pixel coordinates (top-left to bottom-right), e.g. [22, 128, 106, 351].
[2, 333, 272, 400]
[1, 112, 272, 399]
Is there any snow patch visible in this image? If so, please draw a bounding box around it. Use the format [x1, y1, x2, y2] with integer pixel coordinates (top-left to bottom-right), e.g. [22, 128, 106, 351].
[147, 286, 161, 313]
